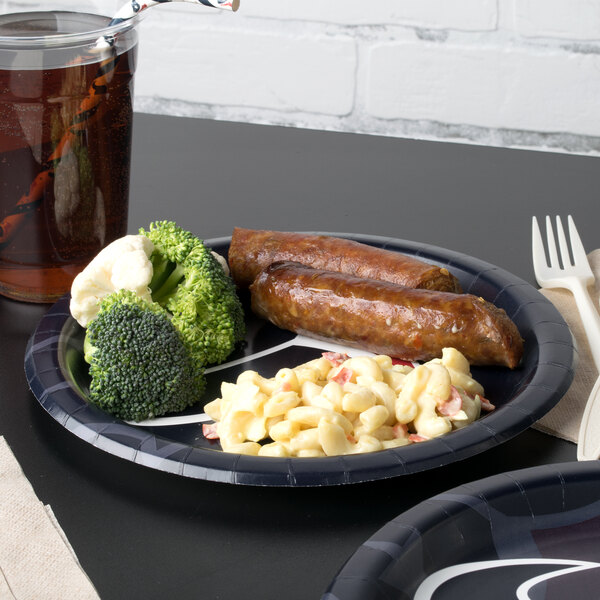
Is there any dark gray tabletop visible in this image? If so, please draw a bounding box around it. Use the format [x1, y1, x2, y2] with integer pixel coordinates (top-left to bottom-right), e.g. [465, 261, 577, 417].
[2, 113, 598, 599]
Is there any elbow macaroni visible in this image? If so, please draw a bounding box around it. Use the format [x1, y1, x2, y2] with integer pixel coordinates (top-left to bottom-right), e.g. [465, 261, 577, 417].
[203, 347, 490, 457]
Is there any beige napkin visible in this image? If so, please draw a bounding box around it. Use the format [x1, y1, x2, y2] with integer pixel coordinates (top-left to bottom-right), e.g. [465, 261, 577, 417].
[0, 437, 100, 600]
[532, 250, 600, 443]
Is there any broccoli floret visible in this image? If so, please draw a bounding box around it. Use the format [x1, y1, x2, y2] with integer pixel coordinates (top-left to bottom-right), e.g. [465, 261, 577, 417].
[85, 290, 205, 421]
[140, 220, 245, 366]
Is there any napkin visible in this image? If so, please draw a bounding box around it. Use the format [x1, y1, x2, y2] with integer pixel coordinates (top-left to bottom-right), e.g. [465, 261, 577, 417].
[532, 250, 600, 443]
[0, 436, 100, 600]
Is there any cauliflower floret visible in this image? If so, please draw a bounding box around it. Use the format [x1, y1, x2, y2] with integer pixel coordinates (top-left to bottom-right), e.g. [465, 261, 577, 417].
[70, 235, 155, 327]
[211, 251, 230, 276]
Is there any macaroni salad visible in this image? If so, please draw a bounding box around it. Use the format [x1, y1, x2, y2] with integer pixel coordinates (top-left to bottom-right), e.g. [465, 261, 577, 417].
[203, 347, 493, 457]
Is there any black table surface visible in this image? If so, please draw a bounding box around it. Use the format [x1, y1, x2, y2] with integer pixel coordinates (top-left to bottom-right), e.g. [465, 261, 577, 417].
[2, 113, 599, 599]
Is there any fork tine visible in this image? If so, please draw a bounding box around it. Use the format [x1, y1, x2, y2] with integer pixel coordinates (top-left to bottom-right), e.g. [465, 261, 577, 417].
[555, 215, 572, 268]
[567, 214, 588, 265]
[531, 216, 547, 274]
[545, 215, 560, 268]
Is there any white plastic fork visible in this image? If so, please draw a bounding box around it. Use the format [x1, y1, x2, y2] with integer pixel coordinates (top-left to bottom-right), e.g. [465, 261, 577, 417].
[578, 374, 600, 460]
[532, 215, 600, 461]
[532, 215, 600, 373]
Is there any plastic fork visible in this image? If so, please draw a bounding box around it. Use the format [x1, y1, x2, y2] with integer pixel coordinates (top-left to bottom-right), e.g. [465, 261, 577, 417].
[577, 374, 600, 460]
[532, 215, 600, 461]
[532, 215, 600, 373]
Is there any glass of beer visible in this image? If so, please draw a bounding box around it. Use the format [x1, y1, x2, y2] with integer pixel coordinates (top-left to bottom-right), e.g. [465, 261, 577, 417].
[0, 3, 140, 302]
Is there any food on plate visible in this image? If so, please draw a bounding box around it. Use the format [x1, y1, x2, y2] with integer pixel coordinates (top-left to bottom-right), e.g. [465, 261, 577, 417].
[228, 227, 462, 292]
[70, 234, 155, 327]
[70, 220, 245, 420]
[203, 348, 493, 457]
[250, 261, 523, 368]
[84, 290, 205, 421]
[139, 221, 245, 365]
[71, 220, 245, 366]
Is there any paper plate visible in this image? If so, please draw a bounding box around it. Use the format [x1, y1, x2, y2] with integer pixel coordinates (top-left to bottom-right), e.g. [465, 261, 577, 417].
[24, 233, 574, 486]
[323, 461, 600, 599]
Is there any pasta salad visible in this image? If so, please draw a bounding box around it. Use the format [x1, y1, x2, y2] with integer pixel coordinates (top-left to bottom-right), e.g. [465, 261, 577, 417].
[203, 347, 494, 457]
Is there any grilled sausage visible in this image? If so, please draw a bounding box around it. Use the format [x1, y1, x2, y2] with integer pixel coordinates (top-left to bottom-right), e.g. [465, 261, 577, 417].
[250, 262, 523, 368]
[229, 227, 462, 293]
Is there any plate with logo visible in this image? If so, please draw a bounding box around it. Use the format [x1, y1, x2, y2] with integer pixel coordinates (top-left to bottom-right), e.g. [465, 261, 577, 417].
[323, 461, 600, 599]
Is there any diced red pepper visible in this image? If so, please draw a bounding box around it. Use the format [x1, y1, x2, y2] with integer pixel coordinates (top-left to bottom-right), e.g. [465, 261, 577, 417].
[479, 396, 495, 412]
[322, 352, 350, 367]
[466, 391, 495, 412]
[391, 358, 415, 367]
[438, 386, 463, 417]
[202, 422, 219, 440]
[331, 367, 353, 385]
[393, 423, 408, 438]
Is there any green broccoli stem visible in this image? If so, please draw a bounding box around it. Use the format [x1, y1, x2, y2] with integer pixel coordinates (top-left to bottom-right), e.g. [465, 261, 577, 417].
[83, 330, 95, 364]
[148, 253, 185, 305]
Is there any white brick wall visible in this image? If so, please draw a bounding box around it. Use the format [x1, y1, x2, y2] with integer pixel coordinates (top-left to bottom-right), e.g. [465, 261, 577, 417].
[5, 0, 600, 154]
[239, 0, 498, 30]
[136, 19, 357, 116]
[130, 0, 600, 155]
[366, 42, 600, 137]
[514, 0, 600, 40]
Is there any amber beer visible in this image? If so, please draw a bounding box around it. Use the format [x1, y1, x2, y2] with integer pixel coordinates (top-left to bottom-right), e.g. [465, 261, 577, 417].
[0, 11, 138, 302]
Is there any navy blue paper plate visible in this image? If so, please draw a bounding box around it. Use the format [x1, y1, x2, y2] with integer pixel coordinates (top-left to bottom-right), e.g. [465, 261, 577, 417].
[323, 461, 600, 599]
[24, 234, 575, 486]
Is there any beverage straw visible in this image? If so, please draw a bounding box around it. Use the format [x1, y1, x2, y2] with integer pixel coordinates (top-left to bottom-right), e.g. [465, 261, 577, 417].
[0, 0, 239, 246]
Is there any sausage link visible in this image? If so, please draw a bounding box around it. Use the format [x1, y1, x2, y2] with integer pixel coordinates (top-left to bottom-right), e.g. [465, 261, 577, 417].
[229, 228, 462, 292]
[250, 262, 523, 368]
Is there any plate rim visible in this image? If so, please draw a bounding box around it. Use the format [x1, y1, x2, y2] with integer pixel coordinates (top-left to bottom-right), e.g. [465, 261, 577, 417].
[24, 232, 575, 487]
[323, 460, 600, 599]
